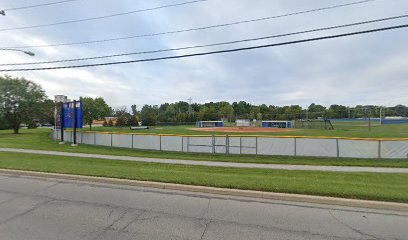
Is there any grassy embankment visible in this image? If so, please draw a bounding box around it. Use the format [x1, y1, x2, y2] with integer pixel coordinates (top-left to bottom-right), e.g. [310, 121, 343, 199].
[0, 128, 407, 168]
[0, 151, 407, 203]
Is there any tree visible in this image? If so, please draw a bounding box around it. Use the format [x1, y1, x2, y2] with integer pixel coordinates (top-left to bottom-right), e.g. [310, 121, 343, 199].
[80, 97, 112, 130]
[0, 75, 47, 134]
[114, 106, 131, 127]
[140, 105, 157, 126]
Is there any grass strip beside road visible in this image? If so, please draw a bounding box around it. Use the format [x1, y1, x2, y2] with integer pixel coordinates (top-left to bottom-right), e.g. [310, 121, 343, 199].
[0, 152, 407, 203]
[1, 129, 408, 168]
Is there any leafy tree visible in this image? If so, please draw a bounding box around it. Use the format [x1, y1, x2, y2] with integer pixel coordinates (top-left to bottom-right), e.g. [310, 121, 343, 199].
[114, 106, 131, 127]
[140, 105, 157, 126]
[219, 104, 234, 122]
[0, 75, 47, 134]
[80, 97, 112, 130]
[108, 119, 114, 127]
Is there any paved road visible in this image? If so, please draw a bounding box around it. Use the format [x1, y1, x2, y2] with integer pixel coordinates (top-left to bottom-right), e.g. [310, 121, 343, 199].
[0, 173, 407, 240]
[2, 148, 408, 173]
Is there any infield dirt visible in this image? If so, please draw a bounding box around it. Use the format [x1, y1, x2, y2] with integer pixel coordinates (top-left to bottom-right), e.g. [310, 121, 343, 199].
[189, 127, 294, 133]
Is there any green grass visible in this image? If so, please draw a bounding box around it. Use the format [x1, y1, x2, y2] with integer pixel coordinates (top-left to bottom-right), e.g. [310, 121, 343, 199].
[1, 129, 408, 168]
[82, 124, 408, 138]
[0, 152, 407, 203]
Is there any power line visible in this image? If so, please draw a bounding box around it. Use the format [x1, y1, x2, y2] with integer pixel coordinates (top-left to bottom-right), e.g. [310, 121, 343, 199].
[1, 23, 406, 72]
[2, 14, 407, 66]
[0, 0, 206, 32]
[2, 0, 79, 12]
[1, 0, 377, 48]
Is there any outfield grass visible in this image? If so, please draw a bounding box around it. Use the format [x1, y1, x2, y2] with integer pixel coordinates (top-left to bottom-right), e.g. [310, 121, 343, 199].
[1, 129, 407, 168]
[0, 152, 407, 203]
[81, 124, 408, 138]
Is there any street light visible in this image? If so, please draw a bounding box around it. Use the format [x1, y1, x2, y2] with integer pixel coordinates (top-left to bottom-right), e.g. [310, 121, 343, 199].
[0, 48, 35, 56]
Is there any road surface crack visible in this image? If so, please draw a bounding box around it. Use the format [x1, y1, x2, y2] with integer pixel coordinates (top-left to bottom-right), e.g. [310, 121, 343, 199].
[329, 210, 381, 240]
[0, 199, 54, 225]
[200, 219, 211, 240]
[91, 209, 127, 240]
[120, 209, 147, 232]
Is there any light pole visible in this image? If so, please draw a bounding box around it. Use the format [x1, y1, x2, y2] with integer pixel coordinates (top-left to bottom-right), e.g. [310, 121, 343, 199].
[0, 48, 35, 56]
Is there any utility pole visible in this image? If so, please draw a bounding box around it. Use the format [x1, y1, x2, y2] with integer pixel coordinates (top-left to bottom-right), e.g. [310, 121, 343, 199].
[187, 97, 193, 115]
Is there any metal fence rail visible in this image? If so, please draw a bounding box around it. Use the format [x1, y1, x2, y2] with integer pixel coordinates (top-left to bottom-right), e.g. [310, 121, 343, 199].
[53, 130, 408, 159]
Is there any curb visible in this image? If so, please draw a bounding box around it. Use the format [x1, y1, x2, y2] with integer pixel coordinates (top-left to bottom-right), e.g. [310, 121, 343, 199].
[1, 168, 407, 212]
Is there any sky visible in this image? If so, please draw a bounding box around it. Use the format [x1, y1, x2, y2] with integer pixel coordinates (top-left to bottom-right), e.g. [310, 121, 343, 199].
[0, 0, 407, 108]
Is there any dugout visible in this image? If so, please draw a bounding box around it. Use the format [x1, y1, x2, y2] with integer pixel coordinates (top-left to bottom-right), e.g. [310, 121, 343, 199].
[236, 119, 251, 127]
[196, 121, 224, 128]
[262, 120, 293, 128]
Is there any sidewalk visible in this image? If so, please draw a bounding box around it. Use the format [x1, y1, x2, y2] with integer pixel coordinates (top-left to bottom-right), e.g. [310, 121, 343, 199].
[1, 148, 408, 173]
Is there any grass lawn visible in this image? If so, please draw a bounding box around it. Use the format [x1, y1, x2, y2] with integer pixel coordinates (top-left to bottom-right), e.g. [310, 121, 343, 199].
[1, 129, 408, 168]
[81, 123, 408, 138]
[0, 152, 407, 203]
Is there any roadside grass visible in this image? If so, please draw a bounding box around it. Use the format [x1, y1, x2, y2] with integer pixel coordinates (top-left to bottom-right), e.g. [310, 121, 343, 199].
[0, 152, 407, 203]
[1, 129, 408, 168]
[81, 124, 408, 138]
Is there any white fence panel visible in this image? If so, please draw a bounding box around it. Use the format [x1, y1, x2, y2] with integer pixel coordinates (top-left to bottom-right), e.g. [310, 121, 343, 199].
[64, 131, 72, 142]
[339, 139, 379, 158]
[381, 141, 408, 159]
[241, 137, 256, 155]
[296, 138, 337, 157]
[161, 136, 183, 152]
[215, 137, 227, 154]
[188, 136, 213, 153]
[50, 130, 408, 159]
[133, 135, 160, 150]
[112, 134, 132, 148]
[95, 134, 111, 146]
[257, 138, 294, 156]
[227, 137, 241, 154]
[81, 132, 95, 145]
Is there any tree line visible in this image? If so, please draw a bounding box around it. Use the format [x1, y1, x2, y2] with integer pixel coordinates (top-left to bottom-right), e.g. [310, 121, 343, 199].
[1, 75, 407, 133]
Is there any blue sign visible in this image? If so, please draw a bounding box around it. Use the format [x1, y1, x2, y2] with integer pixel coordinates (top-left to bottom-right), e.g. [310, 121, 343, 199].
[63, 101, 83, 128]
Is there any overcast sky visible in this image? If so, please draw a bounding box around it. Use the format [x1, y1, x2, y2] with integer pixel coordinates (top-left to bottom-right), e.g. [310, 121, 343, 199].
[0, 0, 407, 108]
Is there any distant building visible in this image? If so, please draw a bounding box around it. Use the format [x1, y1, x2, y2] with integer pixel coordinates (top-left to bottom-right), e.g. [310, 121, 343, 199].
[236, 119, 251, 127]
[92, 117, 117, 126]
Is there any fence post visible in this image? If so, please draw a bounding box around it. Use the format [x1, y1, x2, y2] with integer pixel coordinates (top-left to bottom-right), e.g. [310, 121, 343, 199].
[110, 133, 113, 147]
[226, 135, 229, 154]
[131, 134, 134, 149]
[212, 135, 215, 154]
[378, 140, 382, 159]
[181, 136, 184, 152]
[80, 132, 83, 144]
[94, 132, 96, 145]
[187, 136, 190, 152]
[336, 138, 340, 158]
[159, 135, 162, 151]
[239, 137, 242, 155]
[255, 136, 258, 155]
[294, 138, 297, 156]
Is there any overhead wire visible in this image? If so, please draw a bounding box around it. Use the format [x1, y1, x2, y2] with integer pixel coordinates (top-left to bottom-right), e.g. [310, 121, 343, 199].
[1, 0, 377, 48]
[2, 0, 79, 12]
[1, 14, 407, 66]
[0, 0, 207, 32]
[1, 23, 406, 72]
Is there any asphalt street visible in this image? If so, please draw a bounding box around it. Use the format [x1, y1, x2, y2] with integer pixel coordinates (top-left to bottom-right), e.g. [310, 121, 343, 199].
[0, 173, 407, 240]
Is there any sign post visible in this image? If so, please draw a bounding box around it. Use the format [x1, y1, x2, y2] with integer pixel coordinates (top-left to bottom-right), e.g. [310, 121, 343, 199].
[60, 103, 65, 144]
[54, 95, 68, 144]
[62, 100, 83, 146]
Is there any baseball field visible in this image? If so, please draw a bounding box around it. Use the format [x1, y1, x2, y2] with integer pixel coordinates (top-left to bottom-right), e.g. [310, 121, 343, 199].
[79, 122, 408, 139]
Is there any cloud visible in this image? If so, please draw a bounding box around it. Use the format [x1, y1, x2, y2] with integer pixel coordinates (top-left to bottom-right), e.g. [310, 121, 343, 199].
[0, 0, 407, 107]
